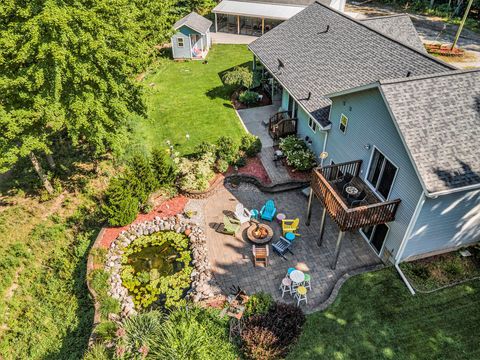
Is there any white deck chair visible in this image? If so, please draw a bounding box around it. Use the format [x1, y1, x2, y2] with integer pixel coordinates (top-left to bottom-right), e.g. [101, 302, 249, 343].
[234, 203, 251, 224]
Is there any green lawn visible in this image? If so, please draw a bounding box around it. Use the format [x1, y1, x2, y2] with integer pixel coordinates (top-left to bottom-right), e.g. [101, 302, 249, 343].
[132, 44, 251, 155]
[288, 268, 480, 360]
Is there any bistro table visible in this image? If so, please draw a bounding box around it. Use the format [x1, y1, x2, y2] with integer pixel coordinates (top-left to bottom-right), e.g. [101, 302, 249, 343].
[289, 269, 305, 284]
[345, 185, 359, 197]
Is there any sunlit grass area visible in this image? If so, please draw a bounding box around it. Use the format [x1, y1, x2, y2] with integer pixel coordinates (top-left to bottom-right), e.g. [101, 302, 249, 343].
[131, 44, 251, 156]
[288, 268, 480, 360]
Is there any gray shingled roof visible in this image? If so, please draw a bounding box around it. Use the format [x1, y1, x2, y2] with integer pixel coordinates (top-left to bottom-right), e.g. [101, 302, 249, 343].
[380, 70, 480, 194]
[234, 0, 315, 5]
[174, 12, 212, 34]
[361, 14, 426, 53]
[248, 2, 453, 127]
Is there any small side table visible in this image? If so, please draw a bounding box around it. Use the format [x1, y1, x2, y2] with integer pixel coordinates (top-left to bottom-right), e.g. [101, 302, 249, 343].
[276, 213, 286, 224]
[285, 232, 295, 242]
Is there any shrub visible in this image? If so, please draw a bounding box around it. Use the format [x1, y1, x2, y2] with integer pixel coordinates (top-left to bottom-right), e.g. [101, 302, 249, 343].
[222, 66, 254, 89]
[216, 136, 239, 165]
[244, 292, 274, 317]
[151, 148, 176, 186]
[84, 344, 111, 360]
[235, 155, 247, 168]
[95, 321, 117, 342]
[90, 269, 121, 319]
[216, 159, 229, 173]
[241, 302, 306, 359]
[120, 232, 192, 308]
[279, 135, 316, 171]
[241, 134, 262, 157]
[101, 176, 139, 226]
[241, 326, 282, 360]
[193, 141, 217, 160]
[175, 152, 215, 192]
[129, 153, 158, 203]
[122, 310, 164, 354]
[239, 91, 259, 106]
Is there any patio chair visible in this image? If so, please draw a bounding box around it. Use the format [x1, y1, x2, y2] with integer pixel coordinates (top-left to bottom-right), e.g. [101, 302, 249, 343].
[252, 245, 269, 267]
[260, 199, 276, 221]
[334, 173, 353, 194]
[272, 236, 295, 259]
[213, 215, 241, 235]
[347, 190, 367, 207]
[234, 203, 251, 224]
[282, 218, 300, 236]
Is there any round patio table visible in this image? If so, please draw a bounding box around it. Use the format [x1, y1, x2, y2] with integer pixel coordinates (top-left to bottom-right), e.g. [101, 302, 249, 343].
[345, 186, 359, 196]
[290, 270, 305, 284]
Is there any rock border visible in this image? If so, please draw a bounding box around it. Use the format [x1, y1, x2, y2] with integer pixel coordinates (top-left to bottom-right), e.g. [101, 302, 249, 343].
[105, 215, 219, 318]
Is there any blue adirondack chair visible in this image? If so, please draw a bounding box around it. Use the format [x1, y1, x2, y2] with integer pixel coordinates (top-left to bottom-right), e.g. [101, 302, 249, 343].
[272, 236, 295, 259]
[260, 199, 276, 221]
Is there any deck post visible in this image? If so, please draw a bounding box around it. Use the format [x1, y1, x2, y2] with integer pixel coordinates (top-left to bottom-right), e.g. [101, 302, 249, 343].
[262, 18, 265, 34]
[271, 78, 275, 99]
[237, 16, 240, 34]
[316, 207, 327, 247]
[331, 231, 345, 270]
[306, 187, 314, 226]
[214, 13, 218, 33]
[253, 55, 256, 71]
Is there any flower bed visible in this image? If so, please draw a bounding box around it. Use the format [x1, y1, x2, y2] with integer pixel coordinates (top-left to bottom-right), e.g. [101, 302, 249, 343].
[279, 136, 316, 171]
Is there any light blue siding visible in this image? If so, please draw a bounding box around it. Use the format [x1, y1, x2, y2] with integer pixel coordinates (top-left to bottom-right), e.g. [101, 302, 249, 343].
[402, 190, 480, 260]
[172, 32, 191, 59]
[281, 88, 289, 110]
[326, 88, 424, 261]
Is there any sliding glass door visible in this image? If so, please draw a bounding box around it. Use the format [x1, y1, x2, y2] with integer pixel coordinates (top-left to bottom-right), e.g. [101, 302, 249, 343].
[367, 148, 398, 199]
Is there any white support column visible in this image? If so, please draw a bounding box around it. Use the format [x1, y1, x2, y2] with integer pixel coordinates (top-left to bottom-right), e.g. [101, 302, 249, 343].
[331, 231, 345, 270]
[262, 18, 265, 34]
[237, 15, 240, 34]
[306, 188, 314, 226]
[215, 13, 218, 33]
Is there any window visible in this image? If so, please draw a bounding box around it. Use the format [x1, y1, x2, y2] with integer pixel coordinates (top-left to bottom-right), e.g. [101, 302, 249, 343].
[308, 118, 318, 133]
[367, 148, 398, 199]
[177, 38, 184, 48]
[361, 224, 389, 254]
[339, 114, 348, 133]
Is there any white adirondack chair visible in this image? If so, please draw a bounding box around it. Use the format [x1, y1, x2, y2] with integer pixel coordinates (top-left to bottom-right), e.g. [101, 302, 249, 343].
[234, 203, 251, 224]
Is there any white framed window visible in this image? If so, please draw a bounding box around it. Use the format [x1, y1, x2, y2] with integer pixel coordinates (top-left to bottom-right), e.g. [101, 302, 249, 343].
[308, 118, 318, 133]
[360, 223, 390, 254]
[339, 114, 348, 133]
[366, 147, 398, 200]
[177, 38, 184, 48]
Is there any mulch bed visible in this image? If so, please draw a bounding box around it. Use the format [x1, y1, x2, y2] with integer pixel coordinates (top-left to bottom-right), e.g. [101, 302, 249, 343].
[284, 161, 312, 182]
[226, 156, 271, 184]
[231, 88, 272, 110]
[98, 196, 188, 249]
[425, 43, 465, 57]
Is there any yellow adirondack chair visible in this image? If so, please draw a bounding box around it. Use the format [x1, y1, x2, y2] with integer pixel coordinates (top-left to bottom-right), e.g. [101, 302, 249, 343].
[282, 218, 300, 236]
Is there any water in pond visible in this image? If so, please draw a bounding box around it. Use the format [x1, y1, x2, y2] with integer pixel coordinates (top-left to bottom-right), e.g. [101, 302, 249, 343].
[128, 243, 183, 276]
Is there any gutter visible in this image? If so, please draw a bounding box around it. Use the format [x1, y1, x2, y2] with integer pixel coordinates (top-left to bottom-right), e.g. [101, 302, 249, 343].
[395, 263, 416, 295]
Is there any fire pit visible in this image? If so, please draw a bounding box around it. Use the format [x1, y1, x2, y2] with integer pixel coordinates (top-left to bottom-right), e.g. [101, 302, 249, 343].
[247, 222, 274, 244]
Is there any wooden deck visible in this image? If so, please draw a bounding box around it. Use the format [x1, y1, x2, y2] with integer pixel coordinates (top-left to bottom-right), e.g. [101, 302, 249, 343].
[311, 160, 401, 232]
[268, 111, 297, 140]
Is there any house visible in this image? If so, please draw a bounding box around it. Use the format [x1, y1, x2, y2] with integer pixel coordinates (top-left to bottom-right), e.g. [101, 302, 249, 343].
[248, 1, 480, 267]
[212, 0, 346, 36]
[171, 12, 212, 60]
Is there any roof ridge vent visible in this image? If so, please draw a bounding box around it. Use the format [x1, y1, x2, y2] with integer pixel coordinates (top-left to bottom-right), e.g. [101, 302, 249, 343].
[318, 25, 330, 34]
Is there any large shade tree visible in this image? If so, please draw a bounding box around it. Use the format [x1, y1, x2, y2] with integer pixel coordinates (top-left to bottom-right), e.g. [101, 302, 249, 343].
[0, 0, 151, 192]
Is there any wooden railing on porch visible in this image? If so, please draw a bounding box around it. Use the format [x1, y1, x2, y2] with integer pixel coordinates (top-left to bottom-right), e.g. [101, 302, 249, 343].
[311, 161, 401, 232]
[268, 111, 297, 140]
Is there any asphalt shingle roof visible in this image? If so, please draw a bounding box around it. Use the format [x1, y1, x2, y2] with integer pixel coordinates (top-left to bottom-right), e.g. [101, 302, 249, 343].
[174, 12, 212, 34]
[361, 14, 426, 53]
[234, 0, 315, 5]
[380, 70, 480, 194]
[248, 2, 453, 127]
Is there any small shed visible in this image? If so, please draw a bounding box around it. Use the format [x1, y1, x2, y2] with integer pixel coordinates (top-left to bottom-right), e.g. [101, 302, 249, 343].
[171, 12, 213, 60]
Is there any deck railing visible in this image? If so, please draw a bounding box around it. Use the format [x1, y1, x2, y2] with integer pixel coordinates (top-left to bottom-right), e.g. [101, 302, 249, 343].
[311, 161, 401, 232]
[268, 111, 297, 140]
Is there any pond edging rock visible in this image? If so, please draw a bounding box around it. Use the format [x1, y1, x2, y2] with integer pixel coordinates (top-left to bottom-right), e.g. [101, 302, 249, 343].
[105, 215, 218, 319]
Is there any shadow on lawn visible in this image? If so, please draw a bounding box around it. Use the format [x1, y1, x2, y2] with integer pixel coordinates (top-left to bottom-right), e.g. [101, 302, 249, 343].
[206, 61, 252, 101]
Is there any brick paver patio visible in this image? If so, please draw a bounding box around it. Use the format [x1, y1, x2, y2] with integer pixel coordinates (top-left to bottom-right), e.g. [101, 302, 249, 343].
[188, 182, 382, 312]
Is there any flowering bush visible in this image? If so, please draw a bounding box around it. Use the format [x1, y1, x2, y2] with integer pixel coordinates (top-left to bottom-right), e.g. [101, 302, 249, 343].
[239, 91, 260, 106]
[174, 152, 215, 191]
[279, 135, 316, 171]
[241, 134, 262, 157]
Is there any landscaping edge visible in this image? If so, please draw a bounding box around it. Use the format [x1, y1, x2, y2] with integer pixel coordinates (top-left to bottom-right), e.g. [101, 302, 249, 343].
[224, 174, 309, 192]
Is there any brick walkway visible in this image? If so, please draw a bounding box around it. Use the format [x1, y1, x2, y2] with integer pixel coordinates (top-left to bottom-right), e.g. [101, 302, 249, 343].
[189, 182, 382, 312]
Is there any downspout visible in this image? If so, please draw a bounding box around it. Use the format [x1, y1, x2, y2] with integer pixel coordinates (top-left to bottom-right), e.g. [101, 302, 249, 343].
[394, 191, 426, 295]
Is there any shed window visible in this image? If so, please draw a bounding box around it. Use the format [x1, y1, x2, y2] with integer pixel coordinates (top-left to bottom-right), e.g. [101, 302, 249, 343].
[177, 38, 184, 48]
[308, 118, 317, 133]
[339, 114, 348, 133]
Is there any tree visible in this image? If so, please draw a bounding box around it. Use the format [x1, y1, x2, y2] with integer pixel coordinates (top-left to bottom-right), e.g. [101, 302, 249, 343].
[151, 148, 176, 186]
[129, 153, 158, 202]
[0, 0, 148, 192]
[101, 176, 139, 226]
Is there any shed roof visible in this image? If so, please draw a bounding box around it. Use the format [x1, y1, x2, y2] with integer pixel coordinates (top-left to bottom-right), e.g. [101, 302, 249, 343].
[249, 2, 453, 127]
[361, 14, 426, 53]
[379, 70, 480, 195]
[212, 0, 306, 20]
[174, 12, 212, 34]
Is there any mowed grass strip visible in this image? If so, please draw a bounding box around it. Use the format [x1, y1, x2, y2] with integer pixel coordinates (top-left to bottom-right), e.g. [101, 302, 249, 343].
[288, 268, 480, 360]
[133, 44, 251, 155]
